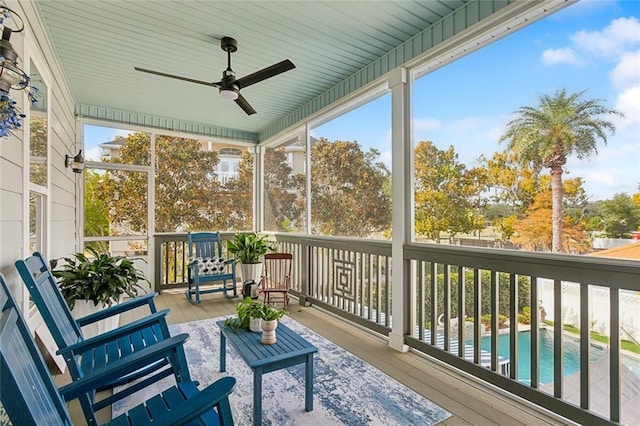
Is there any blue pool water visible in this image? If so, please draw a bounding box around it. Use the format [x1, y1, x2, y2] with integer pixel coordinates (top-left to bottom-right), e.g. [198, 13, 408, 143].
[475, 329, 640, 385]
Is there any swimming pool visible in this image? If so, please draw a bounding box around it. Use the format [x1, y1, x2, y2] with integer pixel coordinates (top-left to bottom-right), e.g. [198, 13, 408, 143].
[475, 329, 640, 385]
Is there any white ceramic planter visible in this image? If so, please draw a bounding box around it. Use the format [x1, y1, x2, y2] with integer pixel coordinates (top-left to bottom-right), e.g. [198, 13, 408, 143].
[261, 319, 278, 344]
[249, 317, 262, 332]
[71, 299, 120, 339]
[240, 262, 264, 284]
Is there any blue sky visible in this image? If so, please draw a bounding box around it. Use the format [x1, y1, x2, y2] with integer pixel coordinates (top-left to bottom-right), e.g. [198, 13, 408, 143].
[87, 0, 638, 202]
[314, 0, 639, 201]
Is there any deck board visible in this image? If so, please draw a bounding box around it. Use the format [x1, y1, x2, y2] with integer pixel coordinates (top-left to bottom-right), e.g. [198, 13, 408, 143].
[60, 291, 571, 425]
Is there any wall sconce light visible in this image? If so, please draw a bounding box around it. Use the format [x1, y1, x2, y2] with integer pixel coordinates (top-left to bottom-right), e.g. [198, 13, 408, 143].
[65, 150, 85, 173]
[0, 7, 27, 94]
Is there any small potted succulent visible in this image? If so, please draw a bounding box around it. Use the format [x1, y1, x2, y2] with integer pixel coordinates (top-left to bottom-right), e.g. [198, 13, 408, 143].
[259, 304, 286, 345]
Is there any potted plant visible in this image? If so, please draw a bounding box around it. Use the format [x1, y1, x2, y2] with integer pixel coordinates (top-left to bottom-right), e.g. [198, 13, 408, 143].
[227, 232, 275, 283]
[259, 303, 286, 345]
[50, 247, 148, 337]
[224, 297, 265, 332]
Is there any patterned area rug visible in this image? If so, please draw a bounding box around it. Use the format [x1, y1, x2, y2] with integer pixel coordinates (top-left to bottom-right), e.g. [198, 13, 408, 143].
[113, 316, 451, 425]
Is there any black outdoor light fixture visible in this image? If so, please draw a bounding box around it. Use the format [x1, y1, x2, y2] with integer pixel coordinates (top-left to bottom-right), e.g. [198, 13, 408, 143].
[0, 7, 27, 94]
[65, 150, 85, 173]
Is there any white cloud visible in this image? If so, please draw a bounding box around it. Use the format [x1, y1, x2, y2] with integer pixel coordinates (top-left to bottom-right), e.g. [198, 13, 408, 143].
[451, 117, 483, 132]
[615, 86, 640, 128]
[567, 141, 640, 200]
[571, 17, 640, 59]
[541, 48, 582, 66]
[413, 117, 442, 132]
[610, 50, 640, 90]
[85, 147, 103, 162]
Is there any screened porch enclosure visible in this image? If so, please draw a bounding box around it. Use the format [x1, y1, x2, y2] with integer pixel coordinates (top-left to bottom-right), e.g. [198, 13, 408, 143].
[4, 0, 639, 425]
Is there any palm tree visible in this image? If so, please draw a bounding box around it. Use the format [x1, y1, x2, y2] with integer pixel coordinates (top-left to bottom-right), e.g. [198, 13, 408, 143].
[500, 89, 622, 253]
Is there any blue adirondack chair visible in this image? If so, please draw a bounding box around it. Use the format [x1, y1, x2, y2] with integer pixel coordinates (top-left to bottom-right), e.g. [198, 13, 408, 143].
[186, 231, 238, 303]
[15, 252, 192, 426]
[0, 274, 236, 426]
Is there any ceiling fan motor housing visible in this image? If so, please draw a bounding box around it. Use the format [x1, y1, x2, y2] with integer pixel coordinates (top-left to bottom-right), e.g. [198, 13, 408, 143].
[220, 36, 238, 53]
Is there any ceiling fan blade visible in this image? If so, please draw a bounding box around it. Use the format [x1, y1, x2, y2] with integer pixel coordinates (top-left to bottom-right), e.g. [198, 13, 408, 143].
[235, 93, 257, 115]
[134, 67, 220, 87]
[236, 59, 295, 89]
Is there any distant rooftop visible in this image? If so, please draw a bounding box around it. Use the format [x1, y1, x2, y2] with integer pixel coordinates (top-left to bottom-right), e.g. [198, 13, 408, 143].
[589, 241, 640, 261]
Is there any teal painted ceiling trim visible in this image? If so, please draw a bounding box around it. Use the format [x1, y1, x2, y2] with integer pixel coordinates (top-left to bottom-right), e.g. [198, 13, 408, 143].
[76, 104, 260, 142]
[259, 0, 515, 141]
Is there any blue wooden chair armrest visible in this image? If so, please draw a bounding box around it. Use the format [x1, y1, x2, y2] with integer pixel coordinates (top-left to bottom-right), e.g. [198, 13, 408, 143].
[76, 293, 159, 327]
[151, 378, 236, 426]
[57, 310, 171, 356]
[104, 379, 235, 426]
[223, 259, 236, 266]
[58, 333, 191, 401]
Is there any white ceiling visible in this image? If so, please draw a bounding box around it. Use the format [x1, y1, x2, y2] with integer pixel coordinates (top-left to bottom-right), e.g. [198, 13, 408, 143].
[34, 1, 557, 140]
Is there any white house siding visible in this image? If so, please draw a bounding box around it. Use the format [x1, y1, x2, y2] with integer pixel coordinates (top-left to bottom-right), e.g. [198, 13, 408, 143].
[0, 0, 77, 312]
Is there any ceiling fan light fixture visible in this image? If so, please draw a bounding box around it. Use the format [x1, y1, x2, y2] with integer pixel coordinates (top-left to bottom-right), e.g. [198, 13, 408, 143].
[219, 86, 239, 100]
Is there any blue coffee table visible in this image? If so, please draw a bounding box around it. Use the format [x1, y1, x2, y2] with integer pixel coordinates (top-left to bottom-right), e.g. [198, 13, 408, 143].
[217, 320, 318, 425]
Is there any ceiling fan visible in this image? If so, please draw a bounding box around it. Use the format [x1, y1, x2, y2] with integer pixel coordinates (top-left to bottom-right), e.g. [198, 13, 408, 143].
[135, 36, 295, 115]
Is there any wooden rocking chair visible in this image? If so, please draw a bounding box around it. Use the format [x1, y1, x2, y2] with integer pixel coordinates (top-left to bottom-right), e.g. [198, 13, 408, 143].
[0, 274, 236, 426]
[15, 252, 192, 426]
[259, 253, 293, 308]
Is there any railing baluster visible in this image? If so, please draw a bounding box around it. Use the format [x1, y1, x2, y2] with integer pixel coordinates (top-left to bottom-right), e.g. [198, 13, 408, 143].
[610, 287, 620, 423]
[444, 264, 451, 352]
[385, 256, 390, 327]
[418, 261, 425, 340]
[580, 282, 589, 410]
[430, 262, 437, 347]
[509, 273, 518, 380]
[553, 279, 563, 399]
[364, 252, 370, 319]
[530, 276, 539, 389]
[376, 254, 382, 324]
[458, 266, 464, 357]
[474, 268, 481, 365]
[491, 270, 498, 372]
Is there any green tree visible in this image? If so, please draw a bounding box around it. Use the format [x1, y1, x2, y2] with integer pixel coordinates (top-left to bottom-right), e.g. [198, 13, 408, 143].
[480, 151, 542, 215]
[414, 141, 487, 242]
[29, 116, 48, 186]
[83, 170, 110, 252]
[500, 89, 622, 253]
[422, 268, 531, 323]
[511, 183, 591, 253]
[600, 193, 640, 238]
[219, 150, 254, 230]
[311, 138, 391, 237]
[264, 146, 305, 231]
[94, 133, 253, 233]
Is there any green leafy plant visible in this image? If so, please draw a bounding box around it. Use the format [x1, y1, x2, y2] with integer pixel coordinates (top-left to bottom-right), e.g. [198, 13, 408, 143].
[224, 297, 264, 331]
[260, 304, 286, 322]
[50, 247, 148, 310]
[227, 232, 274, 264]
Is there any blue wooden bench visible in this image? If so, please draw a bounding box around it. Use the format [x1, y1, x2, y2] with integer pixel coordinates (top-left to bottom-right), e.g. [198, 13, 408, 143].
[0, 273, 236, 426]
[186, 231, 238, 303]
[15, 252, 192, 425]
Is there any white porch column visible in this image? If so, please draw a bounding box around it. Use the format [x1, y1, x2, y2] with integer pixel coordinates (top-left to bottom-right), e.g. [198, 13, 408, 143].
[388, 66, 412, 353]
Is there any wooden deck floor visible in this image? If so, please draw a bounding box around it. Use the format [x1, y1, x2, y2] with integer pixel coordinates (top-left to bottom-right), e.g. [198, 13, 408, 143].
[60, 291, 574, 425]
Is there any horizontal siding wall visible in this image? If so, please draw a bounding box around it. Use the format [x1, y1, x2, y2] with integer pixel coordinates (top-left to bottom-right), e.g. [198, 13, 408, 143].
[0, 0, 78, 298]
